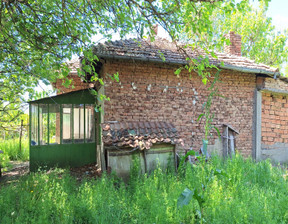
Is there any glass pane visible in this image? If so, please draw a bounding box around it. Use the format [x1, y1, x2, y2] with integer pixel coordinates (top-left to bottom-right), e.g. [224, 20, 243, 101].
[31, 104, 38, 146]
[39, 104, 48, 145]
[85, 104, 95, 143]
[63, 104, 72, 144]
[74, 104, 84, 143]
[49, 104, 60, 144]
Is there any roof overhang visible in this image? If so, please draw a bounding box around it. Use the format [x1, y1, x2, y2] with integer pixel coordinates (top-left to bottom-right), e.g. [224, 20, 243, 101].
[28, 88, 96, 104]
[97, 53, 280, 77]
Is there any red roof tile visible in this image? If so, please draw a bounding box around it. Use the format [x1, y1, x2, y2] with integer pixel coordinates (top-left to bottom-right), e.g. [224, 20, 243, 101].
[92, 37, 278, 76]
[102, 121, 183, 150]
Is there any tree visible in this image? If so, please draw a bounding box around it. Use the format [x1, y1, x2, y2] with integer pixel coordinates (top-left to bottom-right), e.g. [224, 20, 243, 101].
[0, 0, 271, 129]
[209, 1, 288, 69]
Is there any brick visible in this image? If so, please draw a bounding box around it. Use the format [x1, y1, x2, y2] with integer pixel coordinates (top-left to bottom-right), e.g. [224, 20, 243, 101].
[55, 59, 288, 156]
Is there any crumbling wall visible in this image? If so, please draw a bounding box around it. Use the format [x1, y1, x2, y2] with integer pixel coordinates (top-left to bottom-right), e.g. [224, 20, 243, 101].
[261, 92, 288, 145]
[102, 59, 255, 156]
[261, 91, 288, 163]
[259, 76, 288, 92]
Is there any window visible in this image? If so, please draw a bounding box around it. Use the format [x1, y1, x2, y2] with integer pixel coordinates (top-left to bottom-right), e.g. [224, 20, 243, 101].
[63, 104, 72, 144]
[49, 104, 60, 144]
[31, 103, 95, 146]
[222, 124, 239, 158]
[85, 104, 95, 143]
[74, 104, 85, 143]
[31, 104, 39, 145]
[39, 104, 48, 145]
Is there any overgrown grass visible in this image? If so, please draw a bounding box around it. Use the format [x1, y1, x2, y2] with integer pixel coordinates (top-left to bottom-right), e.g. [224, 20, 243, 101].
[0, 154, 288, 223]
[0, 138, 29, 161]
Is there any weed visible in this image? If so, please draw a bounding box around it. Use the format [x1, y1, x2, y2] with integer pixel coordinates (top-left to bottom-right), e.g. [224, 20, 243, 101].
[0, 154, 288, 223]
[0, 138, 29, 162]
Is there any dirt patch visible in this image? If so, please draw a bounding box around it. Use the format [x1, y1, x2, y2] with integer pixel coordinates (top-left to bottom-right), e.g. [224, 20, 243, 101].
[70, 163, 103, 181]
[0, 161, 29, 186]
[0, 162, 106, 185]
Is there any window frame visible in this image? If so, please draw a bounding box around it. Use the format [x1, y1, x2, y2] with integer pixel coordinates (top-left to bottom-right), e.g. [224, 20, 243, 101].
[30, 103, 95, 146]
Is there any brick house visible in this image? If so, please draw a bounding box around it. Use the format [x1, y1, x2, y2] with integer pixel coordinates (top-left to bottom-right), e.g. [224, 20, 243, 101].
[54, 32, 288, 164]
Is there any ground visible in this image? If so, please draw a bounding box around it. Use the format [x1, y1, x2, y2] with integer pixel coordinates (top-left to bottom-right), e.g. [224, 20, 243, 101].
[0, 162, 102, 186]
[0, 161, 29, 186]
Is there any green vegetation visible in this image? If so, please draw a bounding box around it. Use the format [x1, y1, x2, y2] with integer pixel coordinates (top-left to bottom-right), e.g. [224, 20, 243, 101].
[0, 139, 29, 162]
[1, 154, 288, 223]
[211, 1, 288, 69]
[1, 0, 275, 130]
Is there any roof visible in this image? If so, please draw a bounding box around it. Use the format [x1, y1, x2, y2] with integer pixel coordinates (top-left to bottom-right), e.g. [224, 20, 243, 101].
[102, 121, 183, 150]
[28, 89, 95, 104]
[92, 38, 279, 76]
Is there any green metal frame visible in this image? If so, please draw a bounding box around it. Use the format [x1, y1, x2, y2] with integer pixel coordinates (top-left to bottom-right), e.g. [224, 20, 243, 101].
[29, 89, 97, 171]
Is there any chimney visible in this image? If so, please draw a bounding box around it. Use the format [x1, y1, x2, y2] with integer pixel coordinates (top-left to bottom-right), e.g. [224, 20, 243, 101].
[224, 31, 242, 56]
[152, 24, 158, 36]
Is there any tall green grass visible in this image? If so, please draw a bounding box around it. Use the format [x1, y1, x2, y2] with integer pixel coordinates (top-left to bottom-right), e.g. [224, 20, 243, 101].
[0, 138, 29, 161]
[0, 154, 288, 223]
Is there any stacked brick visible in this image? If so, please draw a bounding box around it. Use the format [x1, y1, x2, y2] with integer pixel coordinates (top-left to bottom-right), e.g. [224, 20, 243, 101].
[262, 92, 288, 145]
[256, 76, 288, 146]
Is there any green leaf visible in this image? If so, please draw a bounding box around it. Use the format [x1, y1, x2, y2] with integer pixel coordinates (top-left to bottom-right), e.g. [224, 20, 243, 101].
[214, 169, 228, 178]
[113, 72, 120, 82]
[193, 189, 205, 208]
[186, 150, 196, 157]
[177, 188, 194, 208]
[202, 77, 208, 85]
[99, 78, 104, 85]
[175, 68, 182, 76]
[158, 50, 166, 62]
[213, 126, 221, 139]
[197, 113, 204, 122]
[210, 51, 217, 59]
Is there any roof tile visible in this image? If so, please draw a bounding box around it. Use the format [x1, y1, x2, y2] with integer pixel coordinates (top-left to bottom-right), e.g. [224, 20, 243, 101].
[102, 121, 183, 150]
[91, 38, 278, 75]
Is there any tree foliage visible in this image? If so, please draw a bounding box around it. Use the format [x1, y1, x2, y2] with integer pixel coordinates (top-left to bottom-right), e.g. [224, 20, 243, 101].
[209, 1, 288, 69]
[0, 0, 272, 129]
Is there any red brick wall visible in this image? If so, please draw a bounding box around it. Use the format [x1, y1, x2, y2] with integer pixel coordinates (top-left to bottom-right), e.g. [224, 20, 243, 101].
[54, 74, 89, 94]
[261, 92, 288, 145]
[102, 60, 256, 156]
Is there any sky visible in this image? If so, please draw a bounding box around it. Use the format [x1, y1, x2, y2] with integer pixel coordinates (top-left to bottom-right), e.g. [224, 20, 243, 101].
[36, 0, 288, 94]
[252, 0, 288, 32]
[252, 0, 288, 73]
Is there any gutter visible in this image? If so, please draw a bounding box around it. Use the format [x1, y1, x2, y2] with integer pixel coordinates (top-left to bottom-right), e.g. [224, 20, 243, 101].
[95, 53, 184, 65]
[96, 53, 280, 77]
[219, 64, 280, 77]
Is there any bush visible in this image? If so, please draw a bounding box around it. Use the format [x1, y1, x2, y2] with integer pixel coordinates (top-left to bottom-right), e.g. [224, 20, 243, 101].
[0, 154, 288, 223]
